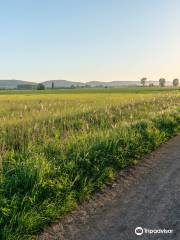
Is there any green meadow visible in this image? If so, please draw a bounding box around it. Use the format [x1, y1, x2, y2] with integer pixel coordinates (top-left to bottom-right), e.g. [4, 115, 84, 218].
[0, 87, 179, 239]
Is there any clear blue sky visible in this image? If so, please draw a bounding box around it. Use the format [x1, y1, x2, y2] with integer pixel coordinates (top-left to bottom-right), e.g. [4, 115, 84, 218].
[0, 0, 180, 82]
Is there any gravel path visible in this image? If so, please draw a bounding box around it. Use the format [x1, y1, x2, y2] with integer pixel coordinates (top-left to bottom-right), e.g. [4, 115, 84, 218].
[37, 135, 180, 240]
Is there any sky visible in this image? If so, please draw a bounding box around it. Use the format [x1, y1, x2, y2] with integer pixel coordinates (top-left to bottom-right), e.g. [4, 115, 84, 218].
[0, 0, 180, 83]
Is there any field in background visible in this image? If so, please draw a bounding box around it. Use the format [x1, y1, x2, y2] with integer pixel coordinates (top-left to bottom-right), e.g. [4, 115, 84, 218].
[0, 87, 180, 239]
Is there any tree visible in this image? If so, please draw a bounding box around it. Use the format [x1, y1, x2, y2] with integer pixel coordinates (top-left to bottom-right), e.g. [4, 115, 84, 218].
[159, 78, 166, 87]
[173, 78, 179, 87]
[52, 81, 54, 89]
[37, 83, 45, 90]
[140, 77, 147, 87]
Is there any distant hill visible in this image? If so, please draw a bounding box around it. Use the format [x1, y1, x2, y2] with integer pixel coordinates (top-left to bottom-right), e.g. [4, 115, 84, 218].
[86, 81, 140, 87]
[0, 79, 173, 89]
[42, 80, 85, 88]
[43, 79, 173, 88]
[42, 80, 141, 88]
[0, 80, 37, 89]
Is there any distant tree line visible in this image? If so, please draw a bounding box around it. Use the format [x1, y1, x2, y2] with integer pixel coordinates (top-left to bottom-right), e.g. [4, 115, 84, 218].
[140, 77, 179, 87]
[17, 78, 179, 91]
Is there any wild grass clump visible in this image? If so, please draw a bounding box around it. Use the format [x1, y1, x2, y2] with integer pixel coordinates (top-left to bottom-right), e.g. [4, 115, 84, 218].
[0, 88, 179, 239]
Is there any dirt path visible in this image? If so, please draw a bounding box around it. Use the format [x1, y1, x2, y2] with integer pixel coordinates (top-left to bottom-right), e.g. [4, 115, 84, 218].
[37, 135, 180, 240]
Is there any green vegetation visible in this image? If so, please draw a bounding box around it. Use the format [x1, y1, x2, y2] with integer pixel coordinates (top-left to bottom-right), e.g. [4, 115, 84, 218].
[37, 83, 45, 90]
[159, 78, 166, 87]
[173, 78, 179, 87]
[0, 88, 179, 240]
[140, 77, 147, 86]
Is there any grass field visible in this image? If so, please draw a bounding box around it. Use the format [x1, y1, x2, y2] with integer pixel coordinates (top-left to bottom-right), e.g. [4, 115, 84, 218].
[0, 87, 180, 240]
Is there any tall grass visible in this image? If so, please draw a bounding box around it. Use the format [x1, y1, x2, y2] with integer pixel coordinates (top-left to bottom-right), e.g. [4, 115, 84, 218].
[0, 88, 179, 239]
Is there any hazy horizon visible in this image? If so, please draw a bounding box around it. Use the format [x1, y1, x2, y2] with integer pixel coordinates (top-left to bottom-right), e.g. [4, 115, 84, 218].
[1, 0, 180, 82]
[0, 78, 175, 84]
